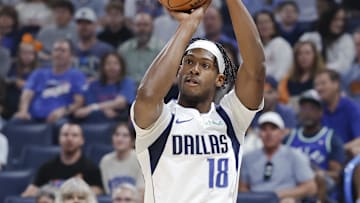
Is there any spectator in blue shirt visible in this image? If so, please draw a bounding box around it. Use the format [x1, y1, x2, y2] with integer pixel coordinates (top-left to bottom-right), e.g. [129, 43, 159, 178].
[73, 7, 114, 79]
[75, 52, 136, 123]
[251, 76, 298, 129]
[315, 69, 360, 202]
[286, 89, 345, 203]
[13, 39, 86, 125]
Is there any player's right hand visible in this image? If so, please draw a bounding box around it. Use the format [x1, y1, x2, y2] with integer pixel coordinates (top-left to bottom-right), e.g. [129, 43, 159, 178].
[168, 0, 212, 23]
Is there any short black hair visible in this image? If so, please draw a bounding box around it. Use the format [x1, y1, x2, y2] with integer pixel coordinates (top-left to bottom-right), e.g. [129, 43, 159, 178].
[51, 0, 75, 15]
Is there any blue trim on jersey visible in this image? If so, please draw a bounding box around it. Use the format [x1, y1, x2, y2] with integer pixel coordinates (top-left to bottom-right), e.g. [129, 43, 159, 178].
[216, 106, 240, 171]
[148, 114, 175, 174]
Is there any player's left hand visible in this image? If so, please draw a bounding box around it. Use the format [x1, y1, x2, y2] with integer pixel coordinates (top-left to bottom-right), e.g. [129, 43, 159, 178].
[47, 107, 66, 123]
[168, 0, 212, 22]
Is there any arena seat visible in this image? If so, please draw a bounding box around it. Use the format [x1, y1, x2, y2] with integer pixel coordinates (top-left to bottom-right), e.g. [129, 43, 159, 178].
[86, 144, 113, 166]
[3, 123, 53, 164]
[80, 122, 115, 150]
[237, 192, 279, 203]
[15, 146, 60, 170]
[4, 196, 35, 203]
[344, 155, 360, 203]
[0, 170, 33, 203]
[97, 195, 112, 203]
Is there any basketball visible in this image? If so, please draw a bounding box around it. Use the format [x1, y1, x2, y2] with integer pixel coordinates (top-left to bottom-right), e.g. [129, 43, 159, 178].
[159, 0, 209, 11]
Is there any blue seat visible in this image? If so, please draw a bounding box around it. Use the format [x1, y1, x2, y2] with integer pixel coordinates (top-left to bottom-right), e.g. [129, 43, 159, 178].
[237, 192, 279, 203]
[15, 146, 60, 170]
[344, 155, 360, 203]
[97, 195, 112, 203]
[86, 144, 113, 166]
[3, 123, 53, 164]
[0, 170, 33, 203]
[4, 196, 35, 203]
[80, 122, 115, 150]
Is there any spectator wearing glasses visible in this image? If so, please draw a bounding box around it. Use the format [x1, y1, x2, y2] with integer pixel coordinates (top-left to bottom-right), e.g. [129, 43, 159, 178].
[112, 183, 139, 203]
[240, 111, 317, 203]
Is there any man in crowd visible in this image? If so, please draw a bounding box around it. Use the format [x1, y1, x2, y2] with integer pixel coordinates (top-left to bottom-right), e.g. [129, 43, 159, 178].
[240, 112, 317, 203]
[22, 123, 103, 197]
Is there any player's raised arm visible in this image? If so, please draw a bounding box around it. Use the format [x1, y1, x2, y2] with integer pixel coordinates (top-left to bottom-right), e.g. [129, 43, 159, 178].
[133, 1, 211, 129]
[227, 0, 265, 109]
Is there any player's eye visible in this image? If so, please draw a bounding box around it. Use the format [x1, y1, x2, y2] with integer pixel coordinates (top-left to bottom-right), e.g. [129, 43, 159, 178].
[186, 59, 193, 65]
[202, 63, 210, 69]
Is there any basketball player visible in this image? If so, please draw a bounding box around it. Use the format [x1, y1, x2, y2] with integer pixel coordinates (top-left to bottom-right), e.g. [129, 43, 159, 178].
[130, 0, 265, 202]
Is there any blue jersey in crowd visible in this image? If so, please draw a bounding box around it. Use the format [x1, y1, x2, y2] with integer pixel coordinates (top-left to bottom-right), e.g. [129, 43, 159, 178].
[24, 67, 86, 119]
[85, 77, 136, 105]
[322, 97, 360, 144]
[286, 126, 345, 170]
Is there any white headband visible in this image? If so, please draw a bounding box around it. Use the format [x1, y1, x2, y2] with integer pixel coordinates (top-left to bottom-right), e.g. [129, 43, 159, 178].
[185, 40, 225, 74]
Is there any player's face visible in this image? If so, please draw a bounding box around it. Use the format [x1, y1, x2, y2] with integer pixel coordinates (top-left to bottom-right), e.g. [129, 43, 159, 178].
[112, 124, 134, 153]
[63, 193, 87, 203]
[299, 102, 322, 127]
[259, 123, 283, 149]
[314, 73, 339, 102]
[59, 124, 84, 154]
[112, 189, 137, 203]
[177, 48, 223, 102]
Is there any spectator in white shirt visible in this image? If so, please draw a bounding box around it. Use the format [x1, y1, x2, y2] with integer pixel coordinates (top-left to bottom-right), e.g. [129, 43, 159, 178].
[254, 10, 293, 81]
[300, 5, 355, 75]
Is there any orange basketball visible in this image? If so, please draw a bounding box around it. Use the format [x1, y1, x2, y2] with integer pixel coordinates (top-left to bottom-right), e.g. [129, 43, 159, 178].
[159, 0, 209, 11]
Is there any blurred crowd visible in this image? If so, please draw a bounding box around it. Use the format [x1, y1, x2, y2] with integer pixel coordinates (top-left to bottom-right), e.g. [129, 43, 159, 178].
[0, 0, 360, 203]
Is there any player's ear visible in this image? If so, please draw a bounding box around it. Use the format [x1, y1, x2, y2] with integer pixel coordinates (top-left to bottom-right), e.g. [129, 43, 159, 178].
[215, 74, 225, 87]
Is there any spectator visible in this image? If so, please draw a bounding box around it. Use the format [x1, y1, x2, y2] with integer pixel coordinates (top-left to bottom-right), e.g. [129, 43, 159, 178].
[278, 41, 325, 104]
[251, 76, 297, 129]
[4, 34, 40, 119]
[286, 89, 345, 203]
[123, 0, 162, 19]
[36, 0, 77, 65]
[314, 69, 360, 202]
[203, 6, 237, 50]
[15, 0, 53, 35]
[98, 1, 133, 49]
[118, 12, 163, 84]
[276, 1, 308, 46]
[13, 39, 85, 126]
[343, 28, 360, 103]
[0, 5, 21, 56]
[0, 76, 6, 129]
[22, 123, 103, 197]
[240, 111, 317, 203]
[300, 6, 355, 75]
[55, 177, 98, 203]
[35, 187, 55, 203]
[100, 122, 144, 194]
[0, 132, 8, 171]
[315, 69, 360, 155]
[73, 7, 114, 79]
[316, 0, 337, 18]
[254, 10, 293, 81]
[74, 53, 136, 123]
[112, 183, 140, 203]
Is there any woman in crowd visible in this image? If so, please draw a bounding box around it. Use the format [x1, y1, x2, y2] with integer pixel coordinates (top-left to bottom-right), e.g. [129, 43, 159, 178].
[4, 34, 40, 119]
[74, 52, 136, 123]
[278, 41, 325, 105]
[254, 10, 293, 81]
[56, 177, 97, 203]
[300, 5, 355, 75]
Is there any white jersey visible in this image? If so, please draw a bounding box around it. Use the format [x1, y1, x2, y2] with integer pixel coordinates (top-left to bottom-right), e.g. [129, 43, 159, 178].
[130, 90, 262, 203]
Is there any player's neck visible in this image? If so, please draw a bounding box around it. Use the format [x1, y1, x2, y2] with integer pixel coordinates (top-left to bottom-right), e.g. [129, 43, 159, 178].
[61, 150, 82, 165]
[178, 99, 213, 113]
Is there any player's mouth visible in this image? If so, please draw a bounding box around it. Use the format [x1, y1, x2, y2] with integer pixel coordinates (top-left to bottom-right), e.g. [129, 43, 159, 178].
[184, 76, 200, 86]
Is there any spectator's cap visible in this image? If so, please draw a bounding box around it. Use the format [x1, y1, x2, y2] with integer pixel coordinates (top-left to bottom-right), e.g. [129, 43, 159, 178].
[75, 7, 97, 23]
[258, 111, 284, 129]
[299, 89, 322, 108]
[264, 76, 278, 91]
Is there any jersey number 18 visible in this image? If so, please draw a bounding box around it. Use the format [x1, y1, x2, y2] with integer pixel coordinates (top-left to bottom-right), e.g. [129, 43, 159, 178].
[208, 158, 229, 188]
